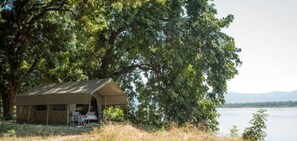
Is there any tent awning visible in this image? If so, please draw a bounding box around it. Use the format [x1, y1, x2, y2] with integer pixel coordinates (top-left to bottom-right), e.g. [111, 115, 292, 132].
[16, 78, 127, 105]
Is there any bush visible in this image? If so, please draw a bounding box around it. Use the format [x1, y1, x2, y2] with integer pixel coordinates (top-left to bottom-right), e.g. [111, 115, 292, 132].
[103, 106, 125, 122]
[3, 129, 16, 137]
[230, 125, 239, 137]
[242, 109, 268, 141]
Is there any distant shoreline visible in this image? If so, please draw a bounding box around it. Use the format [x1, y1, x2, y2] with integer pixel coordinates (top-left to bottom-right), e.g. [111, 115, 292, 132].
[219, 101, 297, 108]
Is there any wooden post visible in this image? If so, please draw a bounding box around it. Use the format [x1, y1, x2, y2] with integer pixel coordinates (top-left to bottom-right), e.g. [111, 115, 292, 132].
[88, 96, 92, 113]
[27, 106, 31, 122]
[104, 96, 106, 109]
[66, 104, 69, 125]
[46, 104, 49, 125]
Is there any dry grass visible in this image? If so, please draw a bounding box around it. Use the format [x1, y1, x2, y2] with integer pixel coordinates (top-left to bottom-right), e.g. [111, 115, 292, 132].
[0, 121, 242, 141]
[84, 123, 241, 141]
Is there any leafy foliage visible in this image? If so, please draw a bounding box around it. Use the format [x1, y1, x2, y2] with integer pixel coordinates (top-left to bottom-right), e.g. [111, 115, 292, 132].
[3, 129, 16, 137]
[230, 125, 239, 137]
[0, 0, 76, 119]
[115, 1, 241, 131]
[242, 109, 268, 141]
[103, 106, 125, 122]
[0, 0, 241, 131]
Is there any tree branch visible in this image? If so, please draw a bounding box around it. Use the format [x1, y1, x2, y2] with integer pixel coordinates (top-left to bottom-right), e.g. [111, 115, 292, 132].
[25, 57, 40, 77]
[113, 63, 154, 78]
[99, 27, 126, 77]
[108, 27, 125, 45]
[27, 0, 67, 25]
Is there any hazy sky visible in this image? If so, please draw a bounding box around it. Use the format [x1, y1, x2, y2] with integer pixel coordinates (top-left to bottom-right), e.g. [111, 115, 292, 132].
[214, 0, 297, 93]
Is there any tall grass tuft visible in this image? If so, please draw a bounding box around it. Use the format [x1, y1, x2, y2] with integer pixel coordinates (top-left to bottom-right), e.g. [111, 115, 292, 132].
[88, 122, 240, 141]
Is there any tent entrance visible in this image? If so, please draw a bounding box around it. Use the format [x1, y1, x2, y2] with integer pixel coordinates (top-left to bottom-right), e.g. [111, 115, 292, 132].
[91, 95, 102, 120]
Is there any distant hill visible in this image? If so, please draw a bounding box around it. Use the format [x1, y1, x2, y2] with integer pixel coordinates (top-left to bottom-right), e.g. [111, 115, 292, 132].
[225, 90, 297, 103]
[220, 101, 297, 108]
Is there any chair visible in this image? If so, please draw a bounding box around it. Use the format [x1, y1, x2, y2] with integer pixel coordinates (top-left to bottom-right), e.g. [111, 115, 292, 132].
[71, 112, 84, 125]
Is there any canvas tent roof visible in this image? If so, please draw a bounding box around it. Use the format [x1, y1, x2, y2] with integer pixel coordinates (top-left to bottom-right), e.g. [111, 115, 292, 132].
[16, 78, 127, 105]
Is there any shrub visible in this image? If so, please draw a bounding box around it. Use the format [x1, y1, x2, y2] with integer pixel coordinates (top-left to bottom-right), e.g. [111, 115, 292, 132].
[230, 125, 239, 137]
[103, 106, 125, 122]
[3, 129, 16, 137]
[242, 109, 268, 141]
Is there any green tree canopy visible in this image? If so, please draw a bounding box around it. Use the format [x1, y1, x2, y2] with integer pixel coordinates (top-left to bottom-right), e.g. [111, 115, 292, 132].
[0, 0, 79, 119]
[0, 0, 241, 131]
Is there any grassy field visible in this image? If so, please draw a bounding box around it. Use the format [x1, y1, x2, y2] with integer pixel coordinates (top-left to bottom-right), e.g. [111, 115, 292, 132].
[0, 121, 241, 141]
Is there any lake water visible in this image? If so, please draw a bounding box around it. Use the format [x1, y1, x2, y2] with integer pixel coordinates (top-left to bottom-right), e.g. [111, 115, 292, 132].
[217, 108, 297, 141]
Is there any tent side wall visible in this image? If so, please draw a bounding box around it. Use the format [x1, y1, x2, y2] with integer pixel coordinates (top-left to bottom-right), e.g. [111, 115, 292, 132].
[48, 105, 67, 125]
[16, 93, 91, 125]
[92, 94, 102, 119]
[16, 105, 36, 123]
[17, 105, 68, 125]
[35, 110, 47, 124]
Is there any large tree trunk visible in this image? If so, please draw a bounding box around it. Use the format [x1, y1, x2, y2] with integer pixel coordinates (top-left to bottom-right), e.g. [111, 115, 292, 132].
[0, 68, 3, 118]
[2, 80, 19, 120]
[0, 94, 4, 119]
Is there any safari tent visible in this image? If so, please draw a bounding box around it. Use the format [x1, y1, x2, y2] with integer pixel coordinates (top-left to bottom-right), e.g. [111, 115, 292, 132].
[15, 78, 127, 125]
